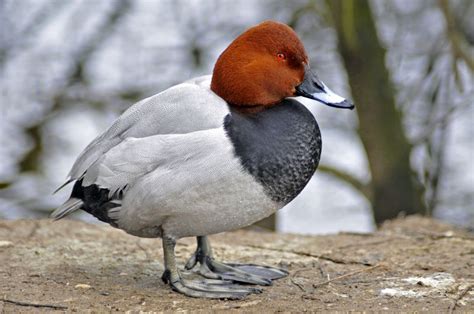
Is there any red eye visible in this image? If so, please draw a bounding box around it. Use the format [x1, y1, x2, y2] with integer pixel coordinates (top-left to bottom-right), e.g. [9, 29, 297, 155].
[277, 53, 286, 61]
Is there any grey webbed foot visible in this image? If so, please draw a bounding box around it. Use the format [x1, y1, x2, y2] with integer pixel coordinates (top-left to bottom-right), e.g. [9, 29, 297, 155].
[161, 236, 262, 299]
[185, 236, 288, 286]
[161, 269, 261, 299]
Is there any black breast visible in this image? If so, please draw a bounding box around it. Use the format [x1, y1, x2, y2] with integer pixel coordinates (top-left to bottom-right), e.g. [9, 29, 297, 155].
[224, 99, 322, 204]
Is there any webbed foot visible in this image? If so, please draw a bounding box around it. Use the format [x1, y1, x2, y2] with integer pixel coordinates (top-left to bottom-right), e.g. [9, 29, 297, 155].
[161, 269, 261, 299]
[161, 236, 263, 299]
[185, 236, 288, 285]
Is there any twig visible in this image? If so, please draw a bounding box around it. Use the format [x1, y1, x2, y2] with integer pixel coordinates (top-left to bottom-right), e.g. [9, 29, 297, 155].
[290, 277, 307, 292]
[296, 261, 327, 279]
[313, 264, 382, 289]
[337, 277, 400, 285]
[290, 267, 316, 292]
[1, 298, 68, 310]
[448, 284, 474, 314]
[292, 267, 313, 278]
[319, 254, 371, 265]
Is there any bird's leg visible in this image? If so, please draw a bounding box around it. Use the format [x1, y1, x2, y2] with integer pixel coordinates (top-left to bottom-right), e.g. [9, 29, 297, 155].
[185, 236, 288, 286]
[161, 235, 261, 299]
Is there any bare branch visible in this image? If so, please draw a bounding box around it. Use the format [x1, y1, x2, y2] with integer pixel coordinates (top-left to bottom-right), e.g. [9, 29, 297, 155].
[318, 165, 372, 200]
[439, 0, 474, 73]
[412, 93, 473, 145]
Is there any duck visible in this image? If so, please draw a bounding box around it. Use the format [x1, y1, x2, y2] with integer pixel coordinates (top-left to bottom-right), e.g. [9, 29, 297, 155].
[51, 20, 353, 299]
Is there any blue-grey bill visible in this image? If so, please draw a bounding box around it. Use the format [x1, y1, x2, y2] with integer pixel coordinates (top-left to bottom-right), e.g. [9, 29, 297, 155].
[295, 66, 354, 110]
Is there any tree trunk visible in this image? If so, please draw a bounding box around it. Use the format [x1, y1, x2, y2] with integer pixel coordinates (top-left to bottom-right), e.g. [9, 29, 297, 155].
[327, 0, 424, 224]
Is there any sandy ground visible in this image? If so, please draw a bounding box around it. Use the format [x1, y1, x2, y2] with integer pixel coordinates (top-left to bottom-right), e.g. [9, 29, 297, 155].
[0, 216, 473, 312]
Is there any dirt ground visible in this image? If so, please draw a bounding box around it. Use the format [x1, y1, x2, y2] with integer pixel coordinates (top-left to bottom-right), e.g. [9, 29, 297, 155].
[0, 216, 473, 312]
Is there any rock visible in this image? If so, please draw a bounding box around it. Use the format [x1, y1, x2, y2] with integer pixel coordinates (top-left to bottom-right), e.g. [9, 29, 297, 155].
[0, 240, 13, 248]
[75, 284, 92, 289]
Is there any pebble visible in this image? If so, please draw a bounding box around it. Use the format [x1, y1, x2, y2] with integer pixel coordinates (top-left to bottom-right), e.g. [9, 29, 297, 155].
[0, 240, 13, 248]
[75, 284, 92, 289]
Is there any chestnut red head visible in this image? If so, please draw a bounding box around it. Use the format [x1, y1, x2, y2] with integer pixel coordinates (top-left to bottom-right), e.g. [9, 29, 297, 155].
[211, 20, 353, 109]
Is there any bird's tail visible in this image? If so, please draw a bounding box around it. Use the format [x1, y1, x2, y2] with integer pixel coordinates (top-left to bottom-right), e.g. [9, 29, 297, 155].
[50, 198, 83, 220]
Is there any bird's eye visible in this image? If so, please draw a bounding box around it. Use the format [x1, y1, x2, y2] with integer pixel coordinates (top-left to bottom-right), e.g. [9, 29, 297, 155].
[276, 53, 286, 61]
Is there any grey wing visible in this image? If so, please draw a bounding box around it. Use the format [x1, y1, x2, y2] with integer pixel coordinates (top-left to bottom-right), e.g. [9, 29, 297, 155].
[81, 127, 231, 198]
[62, 75, 229, 185]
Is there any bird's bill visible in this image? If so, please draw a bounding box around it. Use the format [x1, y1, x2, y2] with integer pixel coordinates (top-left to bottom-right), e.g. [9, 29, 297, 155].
[295, 66, 354, 109]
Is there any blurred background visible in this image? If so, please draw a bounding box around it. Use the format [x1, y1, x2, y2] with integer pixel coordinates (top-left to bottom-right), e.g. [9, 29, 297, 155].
[0, 0, 472, 234]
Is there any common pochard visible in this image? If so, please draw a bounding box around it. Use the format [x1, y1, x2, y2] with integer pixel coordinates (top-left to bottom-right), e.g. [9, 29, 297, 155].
[52, 20, 353, 299]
